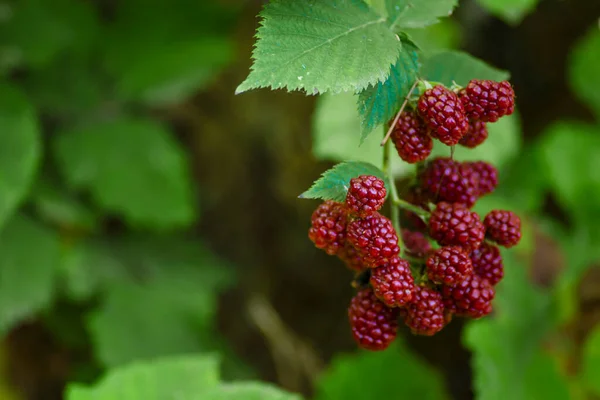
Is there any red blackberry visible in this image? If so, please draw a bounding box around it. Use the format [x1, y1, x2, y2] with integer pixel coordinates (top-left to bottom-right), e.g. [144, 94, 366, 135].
[404, 285, 446, 336]
[347, 212, 400, 268]
[459, 80, 515, 122]
[345, 175, 386, 215]
[308, 201, 347, 255]
[337, 242, 365, 272]
[459, 120, 488, 148]
[370, 257, 415, 307]
[429, 202, 485, 251]
[348, 288, 399, 350]
[391, 111, 433, 163]
[426, 246, 473, 286]
[467, 161, 498, 196]
[402, 229, 432, 258]
[484, 210, 522, 248]
[470, 242, 503, 286]
[417, 85, 469, 146]
[442, 274, 495, 318]
[419, 157, 479, 208]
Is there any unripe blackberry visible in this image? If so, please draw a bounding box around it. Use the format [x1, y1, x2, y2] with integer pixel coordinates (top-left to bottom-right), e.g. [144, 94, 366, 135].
[459, 80, 515, 122]
[370, 257, 415, 307]
[348, 288, 399, 351]
[442, 274, 495, 318]
[426, 246, 473, 286]
[419, 157, 479, 208]
[429, 202, 485, 251]
[470, 242, 503, 286]
[459, 120, 488, 148]
[402, 229, 432, 258]
[466, 161, 498, 196]
[417, 85, 469, 146]
[347, 212, 400, 268]
[391, 111, 433, 163]
[346, 175, 386, 215]
[337, 242, 366, 272]
[308, 201, 347, 255]
[484, 210, 522, 248]
[404, 285, 446, 336]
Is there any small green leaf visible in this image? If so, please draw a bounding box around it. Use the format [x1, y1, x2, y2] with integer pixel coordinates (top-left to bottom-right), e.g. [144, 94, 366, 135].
[387, 0, 457, 30]
[357, 37, 420, 138]
[203, 383, 302, 400]
[313, 93, 382, 168]
[299, 161, 386, 202]
[569, 26, 600, 119]
[420, 50, 510, 87]
[0, 214, 61, 334]
[236, 0, 402, 95]
[0, 83, 41, 230]
[476, 0, 539, 25]
[315, 341, 448, 400]
[53, 118, 196, 230]
[582, 325, 600, 396]
[66, 355, 220, 400]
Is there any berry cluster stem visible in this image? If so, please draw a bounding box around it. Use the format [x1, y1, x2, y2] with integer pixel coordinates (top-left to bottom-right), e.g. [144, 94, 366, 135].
[392, 198, 430, 221]
[383, 132, 404, 249]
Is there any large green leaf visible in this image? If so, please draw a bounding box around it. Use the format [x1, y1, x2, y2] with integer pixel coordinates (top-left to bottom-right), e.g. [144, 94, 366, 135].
[420, 50, 510, 87]
[313, 93, 382, 168]
[357, 37, 419, 138]
[582, 325, 600, 396]
[315, 341, 448, 399]
[403, 19, 461, 51]
[0, 215, 61, 334]
[569, 27, 600, 119]
[236, 0, 402, 95]
[299, 161, 386, 202]
[67, 355, 220, 399]
[53, 118, 196, 230]
[203, 383, 302, 400]
[476, 0, 539, 25]
[0, 83, 41, 230]
[464, 252, 569, 400]
[387, 0, 457, 30]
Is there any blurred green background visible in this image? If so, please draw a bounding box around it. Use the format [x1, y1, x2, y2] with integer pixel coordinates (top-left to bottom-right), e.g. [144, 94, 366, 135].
[0, 0, 599, 399]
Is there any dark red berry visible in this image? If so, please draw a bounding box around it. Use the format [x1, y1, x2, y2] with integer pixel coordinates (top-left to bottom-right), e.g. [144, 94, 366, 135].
[370, 257, 415, 307]
[484, 210, 522, 248]
[459, 120, 488, 148]
[347, 212, 400, 268]
[429, 202, 485, 251]
[470, 243, 503, 286]
[308, 201, 347, 255]
[402, 229, 432, 258]
[459, 80, 515, 122]
[426, 246, 473, 286]
[348, 288, 399, 350]
[467, 161, 498, 196]
[337, 242, 366, 272]
[442, 274, 495, 318]
[417, 85, 469, 146]
[404, 285, 446, 336]
[345, 175, 386, 215]
[391, 111, 433, 163]
[419, 157, 479, 208]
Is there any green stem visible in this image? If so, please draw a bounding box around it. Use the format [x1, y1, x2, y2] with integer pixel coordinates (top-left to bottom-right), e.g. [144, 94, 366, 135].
[392, 198, 430, 220]
[383, 133, 404, 249]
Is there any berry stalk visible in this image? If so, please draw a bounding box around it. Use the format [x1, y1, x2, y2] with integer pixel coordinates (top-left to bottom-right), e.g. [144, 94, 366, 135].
[383, 129, 404, 250]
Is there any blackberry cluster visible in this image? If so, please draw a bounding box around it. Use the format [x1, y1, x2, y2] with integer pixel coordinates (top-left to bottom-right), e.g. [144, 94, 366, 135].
[308, 79, 521, 351]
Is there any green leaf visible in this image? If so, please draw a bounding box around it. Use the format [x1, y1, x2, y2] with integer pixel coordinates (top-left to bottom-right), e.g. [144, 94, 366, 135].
[464, 252, 569, 400]
[0, 214, 61, 334]
[315, 341, 448, 400]
[403, 19, 461, 51]
[299, 161, 386, 201]
[420, 50, 510, 86]
[387, 0, 457, 30]
[582, 325, 600, 396]
[312, 93, 382, 168]
[569, 27, 600, 119]
[476, 0, 539, 25]
[357, 37, 419, 138]
[203, 383, 302, 400]
[236, 0, 402, 95]
[0, 83, 41, 230]
[66, 355, 220, 399]
[53, 118, 196, 230]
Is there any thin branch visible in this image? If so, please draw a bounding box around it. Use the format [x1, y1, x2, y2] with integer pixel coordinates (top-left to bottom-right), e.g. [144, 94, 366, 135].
[381, 79, 420, 146]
